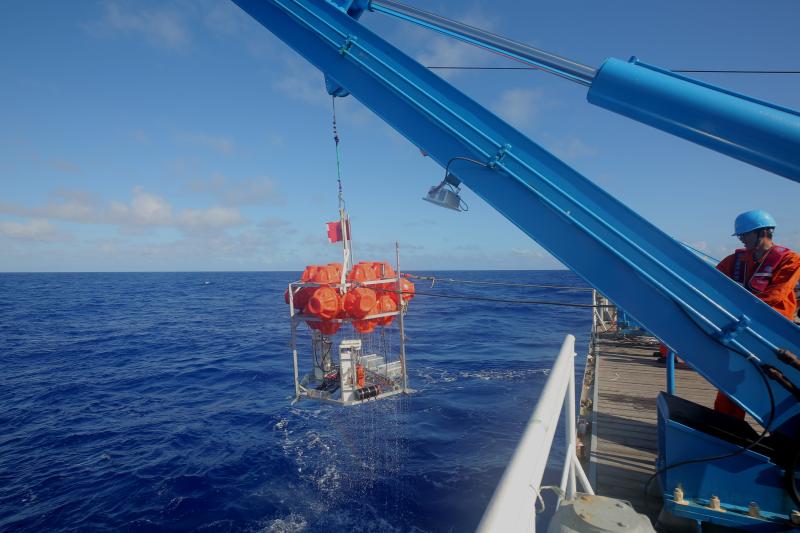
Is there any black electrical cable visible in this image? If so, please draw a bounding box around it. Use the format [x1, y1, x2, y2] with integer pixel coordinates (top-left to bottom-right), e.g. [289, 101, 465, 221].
[426, 66, 800, 75]
[642, 302, 777, 508]
[788, 445, 800, 507]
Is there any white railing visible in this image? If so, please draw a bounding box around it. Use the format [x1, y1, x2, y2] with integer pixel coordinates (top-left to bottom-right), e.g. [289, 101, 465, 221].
[477, 334, 594, 532]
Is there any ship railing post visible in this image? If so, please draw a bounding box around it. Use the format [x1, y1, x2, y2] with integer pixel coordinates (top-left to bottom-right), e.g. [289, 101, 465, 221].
[478, 334, 577, 532]
[289, 283, 301, 401]
[565, 350, 577, 500]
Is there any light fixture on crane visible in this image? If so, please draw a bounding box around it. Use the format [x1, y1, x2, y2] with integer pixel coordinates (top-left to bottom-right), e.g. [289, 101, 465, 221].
[423, 172, 466, 211]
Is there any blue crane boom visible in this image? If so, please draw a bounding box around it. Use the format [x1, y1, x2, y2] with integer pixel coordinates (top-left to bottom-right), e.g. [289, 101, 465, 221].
[369, 0, 800, 184]
[231, 0, 800, 436]
[235, 0, 800, 523]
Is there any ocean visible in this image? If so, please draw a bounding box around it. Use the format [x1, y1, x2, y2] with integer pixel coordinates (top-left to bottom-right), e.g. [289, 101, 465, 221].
[0, 270, 591, 532]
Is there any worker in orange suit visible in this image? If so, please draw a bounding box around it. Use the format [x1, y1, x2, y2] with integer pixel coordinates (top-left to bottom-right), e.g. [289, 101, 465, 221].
[714, 210, 800, 418]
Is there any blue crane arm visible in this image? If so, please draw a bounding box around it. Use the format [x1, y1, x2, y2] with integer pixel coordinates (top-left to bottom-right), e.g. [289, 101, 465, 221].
[232, 0, 800, 437]
[369, 0, 800, 184]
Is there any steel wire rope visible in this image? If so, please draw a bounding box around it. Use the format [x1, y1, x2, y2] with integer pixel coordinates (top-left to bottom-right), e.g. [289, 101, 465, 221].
[405, 273, 592, 291]
[275, 1, 785, 372]
[425, 66, 800, 75]
[370, 286, 603, 308]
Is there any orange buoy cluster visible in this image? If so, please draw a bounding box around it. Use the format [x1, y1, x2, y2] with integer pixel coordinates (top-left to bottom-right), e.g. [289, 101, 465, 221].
[285, 261, 415, 334]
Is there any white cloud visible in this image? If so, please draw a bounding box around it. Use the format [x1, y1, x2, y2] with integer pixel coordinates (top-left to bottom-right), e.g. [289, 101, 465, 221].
[490, 88, 542, 128]
[84, 3, 190, 49]
[550, 137, 598, 161]
[175, 206, 244, 230]
[186, 174, 282, 206]
[177, 133, 235, 155]
[0, 187, 246, 233]
[48, 159, 81, 174]
[0, 219, 63, 242]
[272, 55, 329, 106]
[412, 9, 501, 79]
[109, 187, 173, 225]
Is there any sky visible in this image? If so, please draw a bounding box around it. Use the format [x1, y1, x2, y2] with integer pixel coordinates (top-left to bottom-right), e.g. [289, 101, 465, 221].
[1, 0, 798, 272]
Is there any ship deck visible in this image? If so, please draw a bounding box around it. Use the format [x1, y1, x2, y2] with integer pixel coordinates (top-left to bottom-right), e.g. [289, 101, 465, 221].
[584, 332, 719, 523]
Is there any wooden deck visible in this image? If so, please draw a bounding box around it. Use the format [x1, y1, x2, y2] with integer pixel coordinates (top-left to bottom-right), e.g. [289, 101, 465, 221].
[586, 333, 718, 522]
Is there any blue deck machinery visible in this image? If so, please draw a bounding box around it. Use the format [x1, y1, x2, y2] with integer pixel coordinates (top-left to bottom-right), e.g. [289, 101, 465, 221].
[232, 0, 800, 529]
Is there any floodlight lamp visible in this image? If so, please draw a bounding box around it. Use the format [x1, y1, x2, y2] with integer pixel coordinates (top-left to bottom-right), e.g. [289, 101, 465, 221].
[422, 172, 468, 212]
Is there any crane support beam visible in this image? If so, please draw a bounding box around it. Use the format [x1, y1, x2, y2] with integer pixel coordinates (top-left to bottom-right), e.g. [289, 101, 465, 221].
[232, 0, 800, 436]
[371, 0, 800, 183]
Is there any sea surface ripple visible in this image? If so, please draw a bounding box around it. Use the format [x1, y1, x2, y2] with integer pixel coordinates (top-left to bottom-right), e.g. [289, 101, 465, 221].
[0, 271, 590, 531]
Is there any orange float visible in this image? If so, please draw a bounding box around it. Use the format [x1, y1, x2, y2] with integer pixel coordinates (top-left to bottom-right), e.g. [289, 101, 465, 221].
[375, 294, 397, 326]
[343, 287, 377, 318]
[309, 320, 340, 335]
[348, 262, 377, 284]
[301, 265, 322, 282]
[310, 264, 339, 285]
[353, 300, 379, 333]
[284, 286, 314, 310]
[387, 277, 415, 304]
[306, 286, 341, 320]
[372, 261, 396, 280]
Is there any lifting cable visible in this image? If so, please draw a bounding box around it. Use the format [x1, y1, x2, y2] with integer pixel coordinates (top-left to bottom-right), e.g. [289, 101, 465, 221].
[331, 96, 345, 212]
[372, 286, 605, 308]
[411, 289, 606, 308]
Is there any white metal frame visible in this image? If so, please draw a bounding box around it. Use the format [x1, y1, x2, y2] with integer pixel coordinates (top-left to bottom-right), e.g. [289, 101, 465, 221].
[477, 334, 594, 533]
[288, 243, 411, 406]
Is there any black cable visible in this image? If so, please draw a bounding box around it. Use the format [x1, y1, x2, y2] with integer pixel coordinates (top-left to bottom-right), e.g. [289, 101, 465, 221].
[642, 303, 777, 508]
[426, 66, 800, 75]
[788, 445, 800, 507]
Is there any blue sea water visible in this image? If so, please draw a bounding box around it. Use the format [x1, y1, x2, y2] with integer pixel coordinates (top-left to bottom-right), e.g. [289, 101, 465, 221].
[0, 270, 590, 532]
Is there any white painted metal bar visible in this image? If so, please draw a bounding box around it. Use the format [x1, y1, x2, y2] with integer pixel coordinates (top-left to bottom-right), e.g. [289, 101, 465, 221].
[395, 242, 409, 392]
[289, 283, 301, 401]
[566, 358, 577, 498]
[477, 334, 585, 532]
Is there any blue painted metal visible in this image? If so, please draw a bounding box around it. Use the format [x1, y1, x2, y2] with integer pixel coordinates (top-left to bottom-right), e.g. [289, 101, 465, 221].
[666, 351, 675, 395]
[657, 394, 799, 528]
[588, 57, 800, 183]
[231, 0, 800, 439]
[372, 1, 800, 183]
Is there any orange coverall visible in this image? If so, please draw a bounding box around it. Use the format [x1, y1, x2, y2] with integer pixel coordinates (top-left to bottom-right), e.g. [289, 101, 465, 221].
[713, 246, 800, 418]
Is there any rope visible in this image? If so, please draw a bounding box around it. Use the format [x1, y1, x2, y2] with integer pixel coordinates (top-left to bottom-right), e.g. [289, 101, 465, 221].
[680, 242, 720, 264]
[405, 273, 593, 291]
[332, 96, 345, 212]
[372, 286, 604, 308]
[411, 290, 605, 308]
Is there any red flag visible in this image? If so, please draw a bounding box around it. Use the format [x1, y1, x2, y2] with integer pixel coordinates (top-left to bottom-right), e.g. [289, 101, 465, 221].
[327, 220, 351, 243]
[327, 221, 342, 243]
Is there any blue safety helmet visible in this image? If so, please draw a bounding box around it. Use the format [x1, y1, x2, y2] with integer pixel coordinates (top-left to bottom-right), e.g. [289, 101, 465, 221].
[732, 209, 776, 236]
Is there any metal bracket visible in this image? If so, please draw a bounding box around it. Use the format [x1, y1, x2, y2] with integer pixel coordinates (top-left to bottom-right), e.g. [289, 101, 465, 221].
[487, 144, 511, 169]
[339, 35, 356, 56]
[716, 314, 751, 345]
